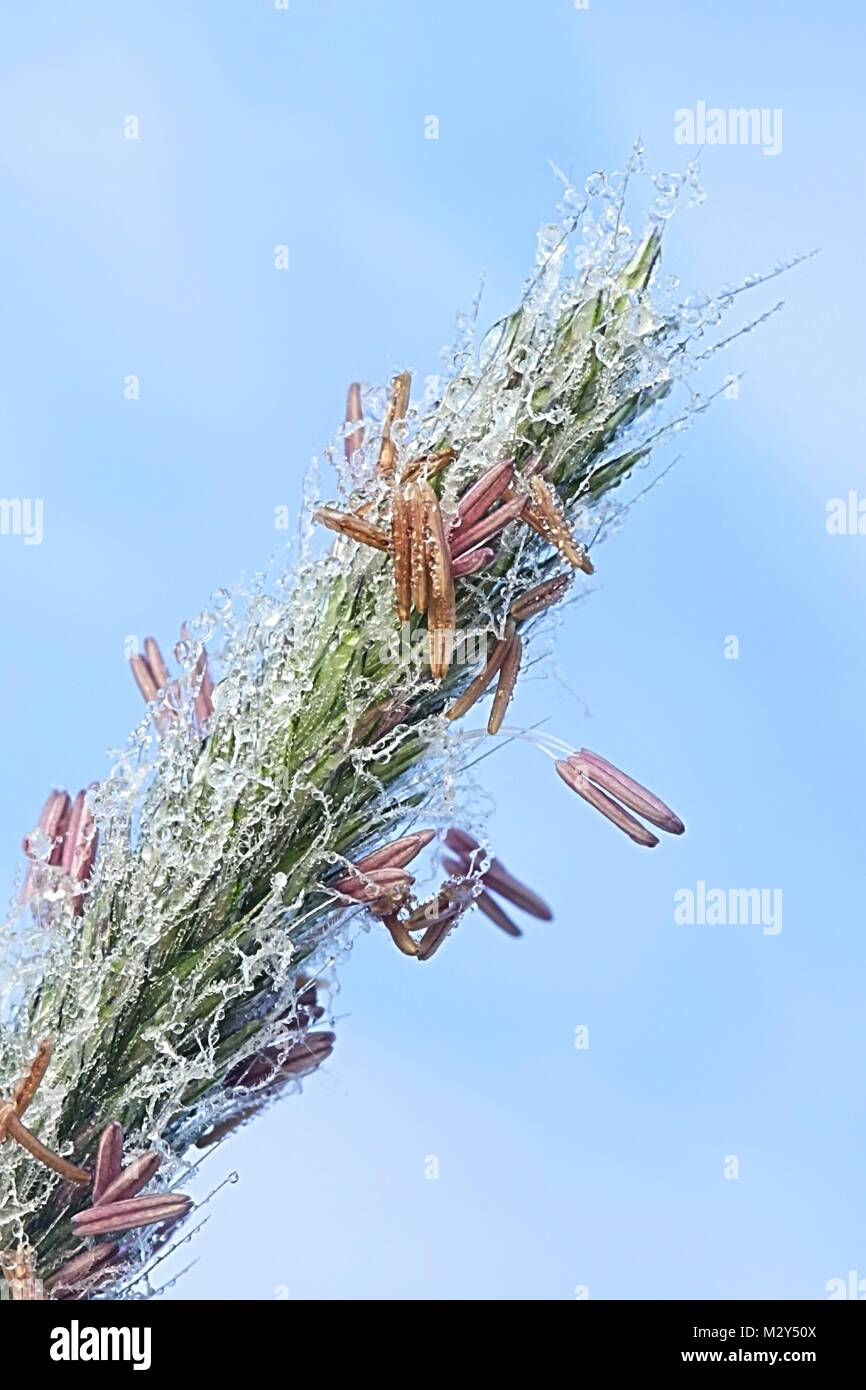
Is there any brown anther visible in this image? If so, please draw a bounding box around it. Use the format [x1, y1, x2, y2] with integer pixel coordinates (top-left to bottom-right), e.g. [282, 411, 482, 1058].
[62, 791, 98, 915]
[421, 483, 455, 681]
[355, 829, 435, 873]
[451, 545, 496, 578]
[195, 1107, 258, 1148]
[130, 640, 179, 737]
[373, 701, 409, 740]
[60, 791, 86, 877]
[0, 1109, 90, 1184]
[403, 885, 468, 961]
[377, 371, 412, 478]
[476, 889, 523, 937]
[294, 974, 319, 1006]
[333, 864, 415, 911]
[383, 914, 419, 957]
[1, 1247, 43, 1300]
[143, 637, 170, 692]
[12, 1039, 53, 1116]
[445, 620, 516, 721]
[451, 459, 514, 531]
[445, 827, 553, 922]
[401, 447, 456, 484]
[315, 506, 390, 551]
[415, 905, 463, 961]
[408, 483, 429, 615]
[344, 382, 365, 461]
[523, 478, 594, 572]
[26, 791, 71, 868]
[510, 573, 572, 622]
[403, 891, 452, 934]
[0, 1041, 91, 1185]
[92, 1121, 124, 1203]
[225, 1033, 336, 1093]
[449, 492, 528, 559]
[349, 700, 386, 747]
[22, 791, 71, 900]
[350, 696, 409, 747]
[193, 649, 214, 728]
[129, 653, 159, 703]
[72, 1192, 192, 1238]
[487, 631, 523, 735]
[92, 1150, 161, 1210]
[46, 1243, 120, 1299]
[390, 483, 412, 623]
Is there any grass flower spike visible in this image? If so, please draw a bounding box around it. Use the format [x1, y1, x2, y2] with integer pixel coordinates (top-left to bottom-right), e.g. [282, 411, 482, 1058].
[0, 152, 791, 1297]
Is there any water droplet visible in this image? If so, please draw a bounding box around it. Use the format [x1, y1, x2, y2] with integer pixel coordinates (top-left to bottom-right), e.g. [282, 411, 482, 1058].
[25, 828, 53, 862]
[188, 612, 216, 642]
[681, 293, 709, 326]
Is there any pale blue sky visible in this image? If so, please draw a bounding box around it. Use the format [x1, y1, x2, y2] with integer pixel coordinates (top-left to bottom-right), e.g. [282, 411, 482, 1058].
[1, 1, 863, 1299]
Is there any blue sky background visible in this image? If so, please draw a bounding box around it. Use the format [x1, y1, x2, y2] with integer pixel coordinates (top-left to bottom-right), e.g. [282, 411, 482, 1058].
[1, 0, 864, 1299]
